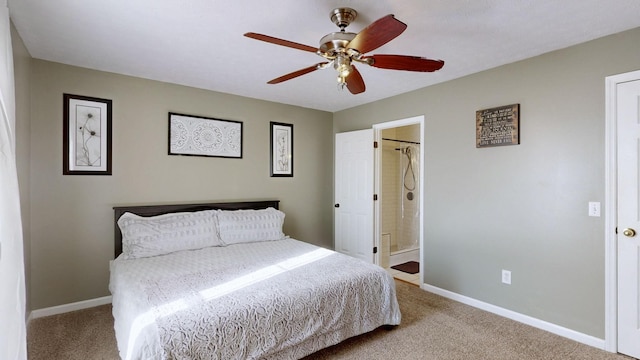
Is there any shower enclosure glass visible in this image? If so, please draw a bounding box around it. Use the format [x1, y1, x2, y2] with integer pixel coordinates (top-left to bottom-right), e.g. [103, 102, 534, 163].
[397, 144, 419, 251]
[381, 124, 421, 257]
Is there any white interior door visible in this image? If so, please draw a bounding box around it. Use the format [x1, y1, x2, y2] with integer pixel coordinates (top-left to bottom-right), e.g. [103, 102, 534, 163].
[617, 78, 640, 359]
[335, 129, 374, 263]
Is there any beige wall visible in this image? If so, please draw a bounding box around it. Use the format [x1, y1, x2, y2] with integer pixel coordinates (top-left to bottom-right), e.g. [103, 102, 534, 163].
[12, 21, 31, 314]
[26, 60, 333, 309]
[334, 27, 640, 338]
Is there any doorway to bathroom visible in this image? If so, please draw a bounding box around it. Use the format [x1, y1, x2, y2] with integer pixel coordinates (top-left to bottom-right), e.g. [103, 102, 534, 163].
[374, 116, 424, 286]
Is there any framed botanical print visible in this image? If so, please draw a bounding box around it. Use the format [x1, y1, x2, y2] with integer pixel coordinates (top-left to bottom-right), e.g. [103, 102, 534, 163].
[63, 93, 112, 175]
[270, 122, 293, 177]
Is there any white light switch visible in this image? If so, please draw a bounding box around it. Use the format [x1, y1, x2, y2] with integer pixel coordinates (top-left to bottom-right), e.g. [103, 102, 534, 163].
[588, 202, 601, 217]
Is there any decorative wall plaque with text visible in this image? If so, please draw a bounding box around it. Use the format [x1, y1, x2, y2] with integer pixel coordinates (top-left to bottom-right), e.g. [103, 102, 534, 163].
[476, 104, 520, 148]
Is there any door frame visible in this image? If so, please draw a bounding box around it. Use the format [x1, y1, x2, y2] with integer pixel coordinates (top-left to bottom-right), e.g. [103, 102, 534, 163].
[604, 69, 640, 352]
[373, 115, 425, 280]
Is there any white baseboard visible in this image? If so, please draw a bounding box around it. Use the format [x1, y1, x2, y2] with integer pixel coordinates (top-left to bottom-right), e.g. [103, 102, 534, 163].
[421, 283, 607, 350]
[29, 296, 112, 320]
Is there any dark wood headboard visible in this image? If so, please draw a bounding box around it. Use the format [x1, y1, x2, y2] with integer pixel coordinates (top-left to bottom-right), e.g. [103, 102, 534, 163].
[113, 200, 280, 258]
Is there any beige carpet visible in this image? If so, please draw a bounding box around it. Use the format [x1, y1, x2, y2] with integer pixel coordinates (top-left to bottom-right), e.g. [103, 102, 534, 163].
[27, 280, 631, 360]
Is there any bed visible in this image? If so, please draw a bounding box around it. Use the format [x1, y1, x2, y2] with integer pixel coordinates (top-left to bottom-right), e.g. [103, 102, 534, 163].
[109, 200, 401, 360]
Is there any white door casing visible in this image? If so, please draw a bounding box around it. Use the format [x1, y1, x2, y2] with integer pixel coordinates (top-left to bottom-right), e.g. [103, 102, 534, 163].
[335, 129, 374, 263]
[615, 78, 640, 359]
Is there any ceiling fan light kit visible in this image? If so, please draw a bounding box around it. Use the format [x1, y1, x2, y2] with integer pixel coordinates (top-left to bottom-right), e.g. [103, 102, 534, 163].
[244, 7, 444, 95]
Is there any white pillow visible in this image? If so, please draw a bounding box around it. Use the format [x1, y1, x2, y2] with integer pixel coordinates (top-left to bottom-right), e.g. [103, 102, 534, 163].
[118, 210, 222, 259]
[217, 207, 286, 245]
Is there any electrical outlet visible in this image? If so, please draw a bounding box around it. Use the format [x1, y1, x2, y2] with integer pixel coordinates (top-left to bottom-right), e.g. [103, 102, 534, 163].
[588, 202, 600, 217]
[502, 269, 511, 285]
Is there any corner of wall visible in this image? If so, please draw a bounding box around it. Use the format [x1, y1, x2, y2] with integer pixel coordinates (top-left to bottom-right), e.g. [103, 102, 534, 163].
[11, 19, 33, 317]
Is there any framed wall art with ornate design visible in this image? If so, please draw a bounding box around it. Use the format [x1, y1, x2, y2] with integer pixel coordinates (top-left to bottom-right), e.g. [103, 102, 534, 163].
[168, 112, 243, 158]
[63, 93, 113, 175]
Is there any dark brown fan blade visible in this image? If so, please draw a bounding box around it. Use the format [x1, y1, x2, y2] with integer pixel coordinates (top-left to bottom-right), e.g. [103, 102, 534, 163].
[364, 54, 444, 72]
[347, 15, 407, 54]
[346, 65, 365, 94]
[244, 32, 318, 53]
[267, 62, 329, 84]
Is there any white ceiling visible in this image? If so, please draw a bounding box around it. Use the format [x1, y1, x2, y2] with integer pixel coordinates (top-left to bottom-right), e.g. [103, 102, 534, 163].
[8, 0, 640, 112]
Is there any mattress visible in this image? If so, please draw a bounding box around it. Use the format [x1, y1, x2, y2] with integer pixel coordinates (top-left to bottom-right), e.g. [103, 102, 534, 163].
[109, 238, 401, 360]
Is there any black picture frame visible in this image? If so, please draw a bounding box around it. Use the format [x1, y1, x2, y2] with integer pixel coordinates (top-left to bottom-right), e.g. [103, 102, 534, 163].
[270, 122, 293, 177]
[63, 93, 112, 175]
[168, 112, 243, 158]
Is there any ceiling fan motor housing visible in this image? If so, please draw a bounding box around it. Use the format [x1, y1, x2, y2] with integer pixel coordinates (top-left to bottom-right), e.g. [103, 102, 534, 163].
[321, 8, 359, 57]
[319, 32, 356, 55]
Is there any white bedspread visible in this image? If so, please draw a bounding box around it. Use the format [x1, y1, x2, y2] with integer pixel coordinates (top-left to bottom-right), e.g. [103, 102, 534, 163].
[109, 238, 401, 360]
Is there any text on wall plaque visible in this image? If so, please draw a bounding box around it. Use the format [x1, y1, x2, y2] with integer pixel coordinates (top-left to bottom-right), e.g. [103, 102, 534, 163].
[476, 104, 520, 148]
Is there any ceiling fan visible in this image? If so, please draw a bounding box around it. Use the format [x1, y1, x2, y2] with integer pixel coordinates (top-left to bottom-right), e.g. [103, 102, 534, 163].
[244, 8, 445, 95]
